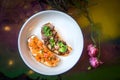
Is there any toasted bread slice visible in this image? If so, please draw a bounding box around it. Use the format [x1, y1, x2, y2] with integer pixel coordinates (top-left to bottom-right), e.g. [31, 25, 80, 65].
[28, 35, 60, 67]
[41, 23, 72, 56]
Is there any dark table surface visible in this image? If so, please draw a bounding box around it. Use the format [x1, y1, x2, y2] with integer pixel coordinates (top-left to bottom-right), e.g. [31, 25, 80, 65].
[0, 0, 120, 80]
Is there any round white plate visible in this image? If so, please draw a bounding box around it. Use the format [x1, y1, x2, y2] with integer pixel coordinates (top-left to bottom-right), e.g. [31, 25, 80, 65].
[18, 10, 84, 75]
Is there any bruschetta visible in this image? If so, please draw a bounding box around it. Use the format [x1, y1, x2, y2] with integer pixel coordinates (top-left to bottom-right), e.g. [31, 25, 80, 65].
[28, 35, 60, 67]
[41, 23, 72, 56]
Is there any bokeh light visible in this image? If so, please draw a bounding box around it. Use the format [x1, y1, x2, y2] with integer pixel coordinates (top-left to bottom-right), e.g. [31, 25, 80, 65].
[27, 70, 34, 75]
[3, 26, 11, 32]
[8, 60, 14, 66]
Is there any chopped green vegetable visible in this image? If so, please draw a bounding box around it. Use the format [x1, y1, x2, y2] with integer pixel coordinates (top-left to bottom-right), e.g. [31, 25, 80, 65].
[58, 41, 67, 53]
[43, 26, 49, 32]
[58, 41, 63, 47]
[59, 46, 67, 53]
[43, 26, 52, 36]
[49, 37, 55, 47]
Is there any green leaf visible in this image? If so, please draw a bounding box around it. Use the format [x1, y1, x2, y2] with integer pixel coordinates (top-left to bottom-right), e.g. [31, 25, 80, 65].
[49, 37, 55, 47]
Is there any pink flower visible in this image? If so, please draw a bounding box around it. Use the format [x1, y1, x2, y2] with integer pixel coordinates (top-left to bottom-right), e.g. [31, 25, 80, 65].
[89, 57, 103, 68]
[87, 44, 98, 57]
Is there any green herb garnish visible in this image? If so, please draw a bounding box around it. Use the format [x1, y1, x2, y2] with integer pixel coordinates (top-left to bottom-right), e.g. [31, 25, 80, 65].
[49, 37, 55, 47]
[43, 26, 52, 36]
[58, 41, 67, 53]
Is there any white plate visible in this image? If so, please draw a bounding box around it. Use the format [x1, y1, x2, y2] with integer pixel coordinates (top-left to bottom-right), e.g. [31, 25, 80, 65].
[18, 10, 84, 75]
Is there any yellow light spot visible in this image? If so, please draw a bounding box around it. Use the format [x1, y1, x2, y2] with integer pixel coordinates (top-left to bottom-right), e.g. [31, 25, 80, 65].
[8, 60, 13, 66]
[28, 70, 34, 75]
[4, 26, 11, 31]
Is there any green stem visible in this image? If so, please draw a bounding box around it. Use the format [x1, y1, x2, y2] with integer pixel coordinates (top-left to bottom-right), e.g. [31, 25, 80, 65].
[91, 32, 96, 45]
[85, 9, 96, 45]
[97, 34, 101, 58]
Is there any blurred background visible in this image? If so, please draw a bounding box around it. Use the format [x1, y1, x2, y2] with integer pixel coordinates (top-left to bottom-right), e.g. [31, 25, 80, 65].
[0, 0, 120, 80]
